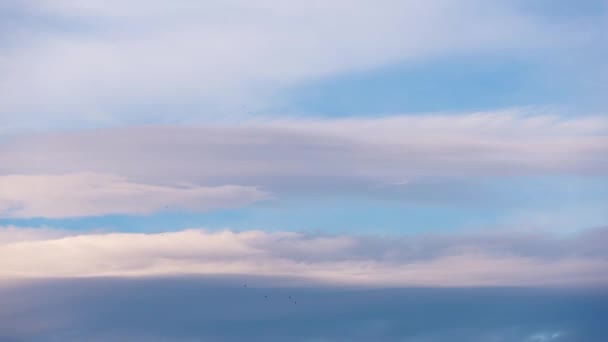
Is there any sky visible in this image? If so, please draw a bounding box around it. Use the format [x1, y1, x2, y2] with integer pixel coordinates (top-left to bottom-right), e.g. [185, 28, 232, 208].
[0, 0, 607, 340]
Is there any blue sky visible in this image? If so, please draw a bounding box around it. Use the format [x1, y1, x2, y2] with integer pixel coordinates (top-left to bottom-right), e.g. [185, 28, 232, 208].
[3, 175, 607, 235]
[0, 1, 607, 339]
[281, 55, 603, 116]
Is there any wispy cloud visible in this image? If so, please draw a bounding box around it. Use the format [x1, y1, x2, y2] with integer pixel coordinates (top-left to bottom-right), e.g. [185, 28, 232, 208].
[1, 0, 600, 130]
[0, 173, 269, 218]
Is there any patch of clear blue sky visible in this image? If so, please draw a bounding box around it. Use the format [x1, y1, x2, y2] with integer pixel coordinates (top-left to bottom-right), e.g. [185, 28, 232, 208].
[3, 176, 607, 235]
[273, 0, 607, 119]
[518, 0, 607, 19]
[275, 53, 605, 118]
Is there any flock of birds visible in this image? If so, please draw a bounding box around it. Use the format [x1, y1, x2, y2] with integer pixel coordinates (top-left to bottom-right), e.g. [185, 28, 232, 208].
[158, 208, 296, 305]
[243, 284, 297, 304]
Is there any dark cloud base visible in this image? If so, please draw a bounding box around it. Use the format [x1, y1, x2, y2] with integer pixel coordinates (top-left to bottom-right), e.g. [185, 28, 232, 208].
[1, 277, 606, 341]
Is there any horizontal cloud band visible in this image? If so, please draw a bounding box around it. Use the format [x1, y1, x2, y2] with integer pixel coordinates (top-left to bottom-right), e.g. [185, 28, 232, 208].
[0, 173, 269, 218]
[2, 112, 607, 194]
[1, 226, 606, 287]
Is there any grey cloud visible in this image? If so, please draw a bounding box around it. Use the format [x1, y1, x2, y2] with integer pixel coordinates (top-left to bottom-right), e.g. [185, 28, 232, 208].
[0, 278, 606, 341]
[1, 113, 606, 203]
[257, 226, 608, 264]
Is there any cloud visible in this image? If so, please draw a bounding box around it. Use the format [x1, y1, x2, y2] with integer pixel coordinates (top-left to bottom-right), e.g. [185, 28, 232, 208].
[2, 278, 606, 342]
[1, 112, 606, 198]
[0, 0, 598, 130]
[0, 173, 269, 218]
[0, 225, 73, 244]
[1, 225, 607, 286]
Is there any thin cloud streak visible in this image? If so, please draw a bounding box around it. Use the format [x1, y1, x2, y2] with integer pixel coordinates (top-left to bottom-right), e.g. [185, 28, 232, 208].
[0, 173, 270, 218]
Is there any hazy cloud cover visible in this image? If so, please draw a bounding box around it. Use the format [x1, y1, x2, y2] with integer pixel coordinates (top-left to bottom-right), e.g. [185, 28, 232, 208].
[0, 278, 606, 341]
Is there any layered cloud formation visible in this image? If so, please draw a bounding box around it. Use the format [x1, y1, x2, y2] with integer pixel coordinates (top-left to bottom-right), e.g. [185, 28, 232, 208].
[1, 111, 606, 224]
[1, 112, 606, 214]
[2, 225, 606, 286]
[1, 1, 606, 340]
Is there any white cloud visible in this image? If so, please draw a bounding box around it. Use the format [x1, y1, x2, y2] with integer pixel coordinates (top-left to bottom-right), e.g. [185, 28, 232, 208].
[526, 332, 564, 342]
[1, 226, 606, 286]
[0, 173, 269, 218]
[0, 0, 589, 130]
